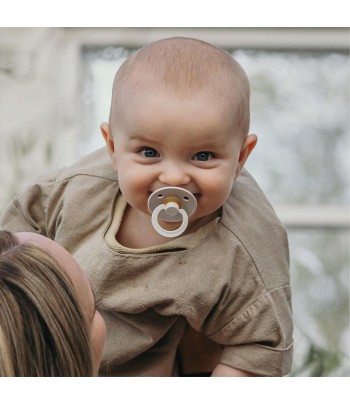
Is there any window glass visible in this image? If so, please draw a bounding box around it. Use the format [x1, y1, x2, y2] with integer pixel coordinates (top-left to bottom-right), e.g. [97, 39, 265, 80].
[237, 50, 349, 205]
[81, 47, 134, 155]
[288, 228, 349, 376]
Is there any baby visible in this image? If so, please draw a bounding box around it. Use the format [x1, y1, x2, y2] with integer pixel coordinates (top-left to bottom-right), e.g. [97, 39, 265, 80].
[1, 37, 293, 376]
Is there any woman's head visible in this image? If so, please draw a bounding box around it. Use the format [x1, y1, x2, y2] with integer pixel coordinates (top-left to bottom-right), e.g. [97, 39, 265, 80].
[0, 231, 106, 376]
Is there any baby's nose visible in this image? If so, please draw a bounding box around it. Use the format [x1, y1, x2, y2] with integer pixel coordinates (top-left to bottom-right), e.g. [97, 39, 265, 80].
[158, 165, 190, 187]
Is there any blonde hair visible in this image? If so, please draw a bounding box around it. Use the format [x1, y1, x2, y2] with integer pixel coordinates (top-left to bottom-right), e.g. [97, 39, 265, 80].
[0, 230, 93, 376]
[110, 37, 250, 136]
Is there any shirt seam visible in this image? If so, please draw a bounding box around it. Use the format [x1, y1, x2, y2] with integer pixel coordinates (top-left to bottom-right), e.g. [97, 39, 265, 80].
[207, 285, 291, 339]
[220, 221, 268, 290]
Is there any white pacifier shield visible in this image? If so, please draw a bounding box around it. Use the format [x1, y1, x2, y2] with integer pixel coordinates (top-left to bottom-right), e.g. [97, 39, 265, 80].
[147, 187, 197, 238]
[148, 186, 197, 222]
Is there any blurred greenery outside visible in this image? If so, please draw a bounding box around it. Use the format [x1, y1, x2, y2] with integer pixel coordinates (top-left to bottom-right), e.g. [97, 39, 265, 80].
[1, 44, 349, 376]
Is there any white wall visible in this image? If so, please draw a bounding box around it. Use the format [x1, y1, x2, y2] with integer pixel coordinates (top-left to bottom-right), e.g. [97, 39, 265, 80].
[0, 28, 81, 211]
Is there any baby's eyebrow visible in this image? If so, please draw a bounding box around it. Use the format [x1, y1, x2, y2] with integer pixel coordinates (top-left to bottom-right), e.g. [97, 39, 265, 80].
[129, 134, 153, 142]
[191, 140, 227, 150]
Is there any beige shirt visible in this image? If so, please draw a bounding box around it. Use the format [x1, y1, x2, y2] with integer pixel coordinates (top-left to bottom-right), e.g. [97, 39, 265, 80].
[0, 147, 293, 376]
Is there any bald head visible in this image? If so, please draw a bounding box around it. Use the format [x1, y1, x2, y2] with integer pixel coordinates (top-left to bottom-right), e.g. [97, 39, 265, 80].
[109, 37, 250, 137]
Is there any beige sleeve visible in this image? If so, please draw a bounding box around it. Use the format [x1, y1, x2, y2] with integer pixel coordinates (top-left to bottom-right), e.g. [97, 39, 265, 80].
[0, 170, 59, 237]
[206, 286, 293, 376]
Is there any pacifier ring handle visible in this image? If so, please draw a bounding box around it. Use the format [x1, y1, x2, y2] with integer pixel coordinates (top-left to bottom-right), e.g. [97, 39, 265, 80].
[148, 186, 197, 237]
[151, 204, 189, 238]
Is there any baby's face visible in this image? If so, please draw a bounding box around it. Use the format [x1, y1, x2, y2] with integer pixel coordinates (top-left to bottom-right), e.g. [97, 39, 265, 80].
[106, 85, 248, 227]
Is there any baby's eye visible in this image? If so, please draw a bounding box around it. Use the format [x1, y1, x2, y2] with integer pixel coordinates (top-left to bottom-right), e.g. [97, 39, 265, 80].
[139, 147, 160, 158]
[192, 151, 213, 161]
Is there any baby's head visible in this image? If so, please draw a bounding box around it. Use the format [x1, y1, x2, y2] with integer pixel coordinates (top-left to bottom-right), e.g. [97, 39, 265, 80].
[101, 37, 257, 228]
[109, 36, 250, 139]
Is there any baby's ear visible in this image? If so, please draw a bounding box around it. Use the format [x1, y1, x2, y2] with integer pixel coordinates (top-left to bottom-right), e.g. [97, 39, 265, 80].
[100, 122, 118, 171]
[234, 134, 258, 179]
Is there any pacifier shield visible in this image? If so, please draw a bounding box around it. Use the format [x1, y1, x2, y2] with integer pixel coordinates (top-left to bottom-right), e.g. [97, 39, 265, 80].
[148, 186, 197, 223]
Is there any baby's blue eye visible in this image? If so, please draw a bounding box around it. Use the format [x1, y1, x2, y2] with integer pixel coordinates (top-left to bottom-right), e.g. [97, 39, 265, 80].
[140, 147, 160, 158]
[193, 151, 213, 161]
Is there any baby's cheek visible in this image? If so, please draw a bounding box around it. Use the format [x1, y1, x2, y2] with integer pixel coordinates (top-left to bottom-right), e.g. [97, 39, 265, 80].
[204, 176, 232, 196]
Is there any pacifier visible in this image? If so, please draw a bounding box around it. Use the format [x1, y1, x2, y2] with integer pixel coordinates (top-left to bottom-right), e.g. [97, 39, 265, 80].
[147, 186, 197, 238]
